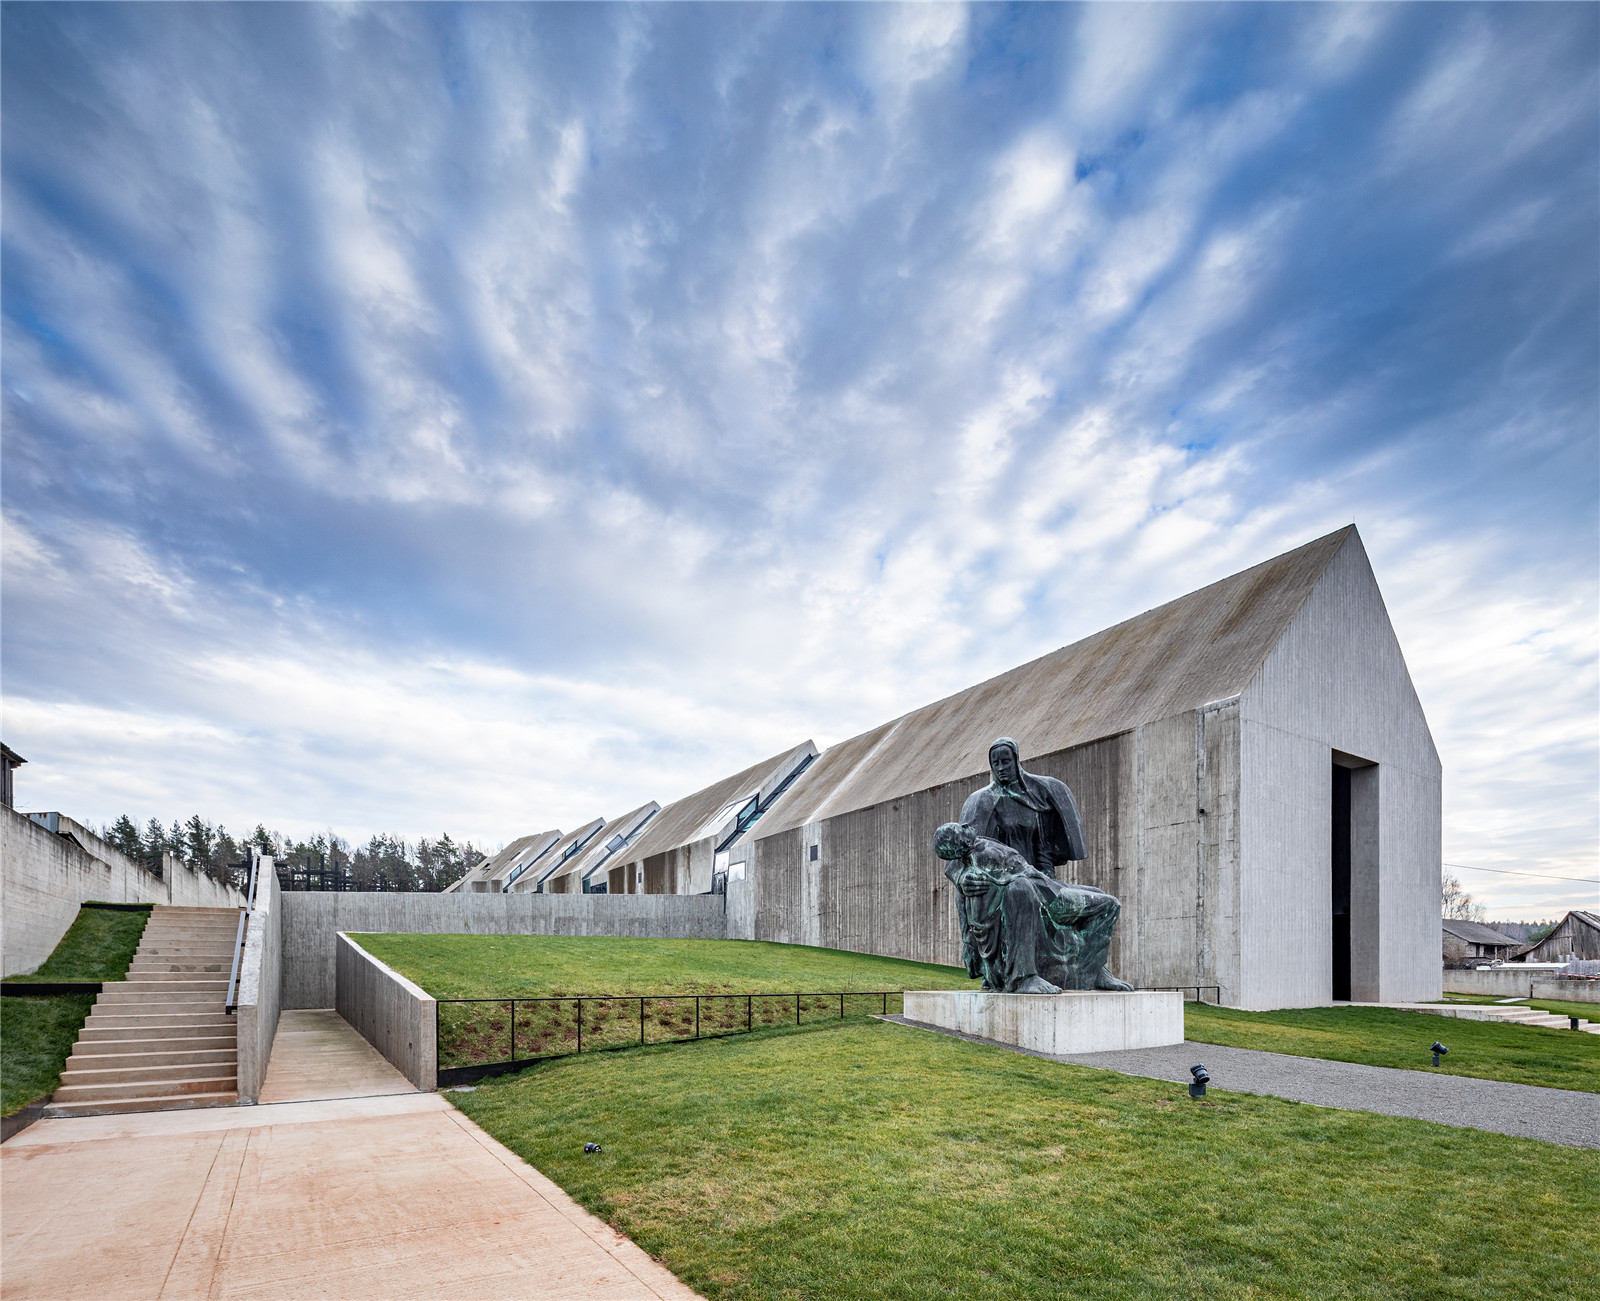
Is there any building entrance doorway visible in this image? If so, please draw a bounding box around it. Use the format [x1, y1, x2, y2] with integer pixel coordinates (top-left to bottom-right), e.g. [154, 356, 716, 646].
[1332, 752, 1379, 1002]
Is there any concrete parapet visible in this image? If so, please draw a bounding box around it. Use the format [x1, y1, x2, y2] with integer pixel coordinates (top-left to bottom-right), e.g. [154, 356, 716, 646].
[235, 863, 283, 1103]
[283, 891, 727, 1008]
[1442, 968, 1596, 1001]
[335, 933, 436, 1091]
[902, 989, 1185, 1054]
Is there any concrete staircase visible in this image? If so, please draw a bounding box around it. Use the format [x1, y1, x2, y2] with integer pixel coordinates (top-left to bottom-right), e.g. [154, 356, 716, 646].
[49, 906, 244, 1116]
[1365, 1001, 1600, 1034]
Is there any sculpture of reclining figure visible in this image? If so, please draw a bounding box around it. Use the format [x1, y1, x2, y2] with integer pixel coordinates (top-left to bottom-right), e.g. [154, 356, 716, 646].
[934, 820, 1132, 995]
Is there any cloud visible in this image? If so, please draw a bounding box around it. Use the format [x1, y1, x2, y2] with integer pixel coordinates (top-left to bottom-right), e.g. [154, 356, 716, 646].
[2, 2, 1594, 914]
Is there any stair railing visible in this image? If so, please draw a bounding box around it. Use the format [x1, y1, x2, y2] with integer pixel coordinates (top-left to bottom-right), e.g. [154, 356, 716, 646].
[224, 853, 261, 1016]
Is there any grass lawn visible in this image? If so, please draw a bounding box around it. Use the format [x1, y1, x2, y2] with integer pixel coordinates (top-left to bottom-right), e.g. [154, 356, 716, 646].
[451, 1018, 1599, 1300]
[1, 904, 151, 1116]
[352, 934, 980, 998]
[353, 934, 981, 1072]
[1184, 1001, 1600, 1094]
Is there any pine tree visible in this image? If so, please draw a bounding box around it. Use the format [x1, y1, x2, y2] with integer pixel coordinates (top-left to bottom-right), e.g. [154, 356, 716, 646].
[107, 815, 144, 860]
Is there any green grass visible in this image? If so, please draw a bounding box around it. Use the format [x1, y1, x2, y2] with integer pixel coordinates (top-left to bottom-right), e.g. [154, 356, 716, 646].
[352, 934, 980, 998]
[353, 934, 980, 1072]
[451, 1018, 1599, 1300]
[1, 904, 151, 1115]
[7, 904, 151, 982]
[1184, 1001, 1600, 1094]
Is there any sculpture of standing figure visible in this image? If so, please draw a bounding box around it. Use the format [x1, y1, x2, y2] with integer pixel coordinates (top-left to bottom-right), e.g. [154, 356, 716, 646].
[935, 822, 1131, 993]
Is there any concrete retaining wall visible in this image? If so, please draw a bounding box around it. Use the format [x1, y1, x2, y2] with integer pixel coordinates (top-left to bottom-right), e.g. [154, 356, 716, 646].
[235, 862, 282, 1103]
[335, 933, 436, 1090]
[2, 806, 244, 977]
[1443, 968, 1600, 1003]
[282, 891, 728, 1008]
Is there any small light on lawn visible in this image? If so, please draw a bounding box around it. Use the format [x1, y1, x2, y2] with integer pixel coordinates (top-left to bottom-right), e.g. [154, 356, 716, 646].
[1188, 1064, 1209, 1099]
[1430, 1041, 1448, 1067]
[584, 1142, 603, 1154]
[1571, 1016, 1581, 1031]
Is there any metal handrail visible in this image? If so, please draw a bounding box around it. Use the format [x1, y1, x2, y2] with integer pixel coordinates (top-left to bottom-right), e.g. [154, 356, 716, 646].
[1145, 985, 1223, 1004]
[224, 854, 261, 1015]
[436, 989, 902, 1087]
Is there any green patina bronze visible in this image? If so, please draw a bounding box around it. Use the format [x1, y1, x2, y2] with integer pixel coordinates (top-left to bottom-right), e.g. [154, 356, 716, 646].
[934, 738, 1132, 994]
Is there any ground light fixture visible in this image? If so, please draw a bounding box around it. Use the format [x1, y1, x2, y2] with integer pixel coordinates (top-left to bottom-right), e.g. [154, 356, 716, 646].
[584, 1142, 603, 1154]
[1431, 1041, 1449, 1067]
[1189, 1065, 1209, 1098]
[1571, 1016, 1581, 1031]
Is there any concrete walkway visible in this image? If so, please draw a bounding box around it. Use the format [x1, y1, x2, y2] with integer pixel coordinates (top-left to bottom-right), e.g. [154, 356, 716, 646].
[1, 1011, 700, 1300]
[887, 1017, 1600, 1149]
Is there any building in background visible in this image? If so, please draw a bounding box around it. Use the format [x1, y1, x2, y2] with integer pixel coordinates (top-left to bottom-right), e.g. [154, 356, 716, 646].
[1519, 910, 1600, 964]
[1442, 919, 1525, 967]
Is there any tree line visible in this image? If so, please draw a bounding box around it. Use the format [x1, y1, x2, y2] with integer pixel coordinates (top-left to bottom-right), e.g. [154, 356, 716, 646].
[100, 814, 486, 893]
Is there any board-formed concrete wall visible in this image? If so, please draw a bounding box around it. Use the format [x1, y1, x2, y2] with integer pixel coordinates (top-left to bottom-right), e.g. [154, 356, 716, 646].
[2, 806, 245, 977]
[335, 933, 436, 1090]
[282, 891, 728, 1008]
[236, 864, 282, 1103]
[1442, 967, 1596, 1000]
[1240, 535, 1442, 1009]
[739, 704, 1242, 1001]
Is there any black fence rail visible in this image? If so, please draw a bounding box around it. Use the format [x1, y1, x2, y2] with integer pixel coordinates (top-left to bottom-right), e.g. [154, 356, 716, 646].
[1146, 985, 1223, 1004]
[436, 990, 903, 1086]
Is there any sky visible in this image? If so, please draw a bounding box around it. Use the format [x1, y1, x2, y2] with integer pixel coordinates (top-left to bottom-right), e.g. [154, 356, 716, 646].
[2, 2, 1595, 919]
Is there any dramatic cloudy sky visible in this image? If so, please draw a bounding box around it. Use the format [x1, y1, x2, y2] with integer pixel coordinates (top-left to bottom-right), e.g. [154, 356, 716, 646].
[3, 3, 1595, 917]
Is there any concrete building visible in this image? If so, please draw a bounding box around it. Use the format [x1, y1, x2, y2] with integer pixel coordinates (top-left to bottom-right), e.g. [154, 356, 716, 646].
[541, 803, 660, 894]
[1441, 919, 1524, 967]
[607, 525, 1441, 1010]
[1520, 910, 1600, 963]
[1, 744, 24, 810]
[443, 830, 562, 893]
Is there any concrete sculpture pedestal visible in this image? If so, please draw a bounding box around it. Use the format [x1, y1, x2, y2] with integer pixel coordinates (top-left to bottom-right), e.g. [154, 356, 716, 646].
[902, 990, 1184, 1054]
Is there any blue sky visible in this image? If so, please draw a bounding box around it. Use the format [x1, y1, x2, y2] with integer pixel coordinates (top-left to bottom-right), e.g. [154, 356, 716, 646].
[2, 2, 1595, 918]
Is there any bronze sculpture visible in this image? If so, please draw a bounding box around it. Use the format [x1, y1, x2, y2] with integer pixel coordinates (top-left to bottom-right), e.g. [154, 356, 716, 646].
[935, 739, 1131, 993]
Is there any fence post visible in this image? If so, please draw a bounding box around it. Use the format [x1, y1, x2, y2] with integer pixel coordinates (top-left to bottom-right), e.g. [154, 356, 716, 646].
[796, 993, 800, 1026]
[695, 996, 700, 1040]
[640, 997, 645, 1047]
[840, 992, 844, 1020]
[577, 998, 583, 1054]
[511, 999, 516, 1063]
[747, 994, 751, 1032]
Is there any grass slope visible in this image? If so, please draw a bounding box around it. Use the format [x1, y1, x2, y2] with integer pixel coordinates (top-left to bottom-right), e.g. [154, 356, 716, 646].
[354, 934, 980, 998]
[1, 904, 151, 1115]
[1185, 1002, 1600, 1094]
[452, 1019, 1599, 1300]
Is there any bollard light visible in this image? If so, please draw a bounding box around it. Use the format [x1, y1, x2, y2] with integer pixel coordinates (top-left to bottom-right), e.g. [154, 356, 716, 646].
[1189, 1064, 1209, 1099]
[584, 1142, 603, 1154]
[1571, 1016, 1581, 1031]
[1430, 1041, 1448, 1067]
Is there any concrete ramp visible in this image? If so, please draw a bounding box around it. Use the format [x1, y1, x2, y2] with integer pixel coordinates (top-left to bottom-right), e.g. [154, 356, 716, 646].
[258, 1008, 414, 1103]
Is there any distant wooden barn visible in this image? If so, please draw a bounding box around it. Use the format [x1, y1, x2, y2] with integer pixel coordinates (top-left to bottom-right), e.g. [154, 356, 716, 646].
[1520, 910, 1600, 963]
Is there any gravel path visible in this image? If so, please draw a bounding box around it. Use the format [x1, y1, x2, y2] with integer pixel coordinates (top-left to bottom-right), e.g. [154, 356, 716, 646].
[884, 1016, 1600, 1149]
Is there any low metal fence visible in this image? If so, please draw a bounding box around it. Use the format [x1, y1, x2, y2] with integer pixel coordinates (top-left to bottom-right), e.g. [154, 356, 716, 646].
[436, 990, 902, 1086]
[1146, 985, 1223, 1004]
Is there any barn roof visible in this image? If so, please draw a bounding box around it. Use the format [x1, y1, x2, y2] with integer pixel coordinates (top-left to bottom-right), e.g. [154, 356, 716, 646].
[755, 526, 1357, 835]
[1441, 919, 1523, 947]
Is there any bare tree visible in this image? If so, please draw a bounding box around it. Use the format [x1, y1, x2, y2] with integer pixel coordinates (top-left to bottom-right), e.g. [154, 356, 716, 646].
[1442, 870, 1486, 922]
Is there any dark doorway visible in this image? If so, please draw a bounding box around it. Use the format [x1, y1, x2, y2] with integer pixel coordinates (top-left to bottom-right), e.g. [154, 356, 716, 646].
[1331, 764, 1352, 1001]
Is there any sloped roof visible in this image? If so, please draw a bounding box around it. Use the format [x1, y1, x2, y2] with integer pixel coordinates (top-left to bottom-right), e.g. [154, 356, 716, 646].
[610, 742, 817, 869]
[454, 830, 559, 888]
[757, 527, 1356, 835]
[1441, 919, 1523, 947]
[543, 802, 660, 890]
[521, 818, 607, 890]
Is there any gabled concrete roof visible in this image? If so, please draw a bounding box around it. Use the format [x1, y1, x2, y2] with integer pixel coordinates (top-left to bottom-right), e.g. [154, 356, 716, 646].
[609, 741, 818, 870]
[446, 830, 560, 892]
[541, 803, 660, 891]
[517, 817, 608, 891]
[1441, 919, 1523, 947]
[756, 527, 1357, 835]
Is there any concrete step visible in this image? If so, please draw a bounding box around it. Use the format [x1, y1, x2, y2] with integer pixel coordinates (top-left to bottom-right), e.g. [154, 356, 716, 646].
[61, 1058, 239, 1088]
[127, 961, 231, 973]
[122, 970, 232, 981]
[80, 1021, 236, 1041]
[84, 1010, 234, 1028]
[47, 1090, 239, 1117]
[71, 1038, 236, 1060]
[118, 978, 231, 991]
[98, 987, 228, 1004]
[53, 1073, 238, 1104]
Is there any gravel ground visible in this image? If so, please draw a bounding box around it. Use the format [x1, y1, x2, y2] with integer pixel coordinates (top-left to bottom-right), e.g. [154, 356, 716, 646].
[884, 1016, 1600, 1149]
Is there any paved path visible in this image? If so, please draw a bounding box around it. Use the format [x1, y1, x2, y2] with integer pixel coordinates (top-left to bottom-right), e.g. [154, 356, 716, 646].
[886, 1017, 1600, 1149]
[1, 1010, 699, 1300]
